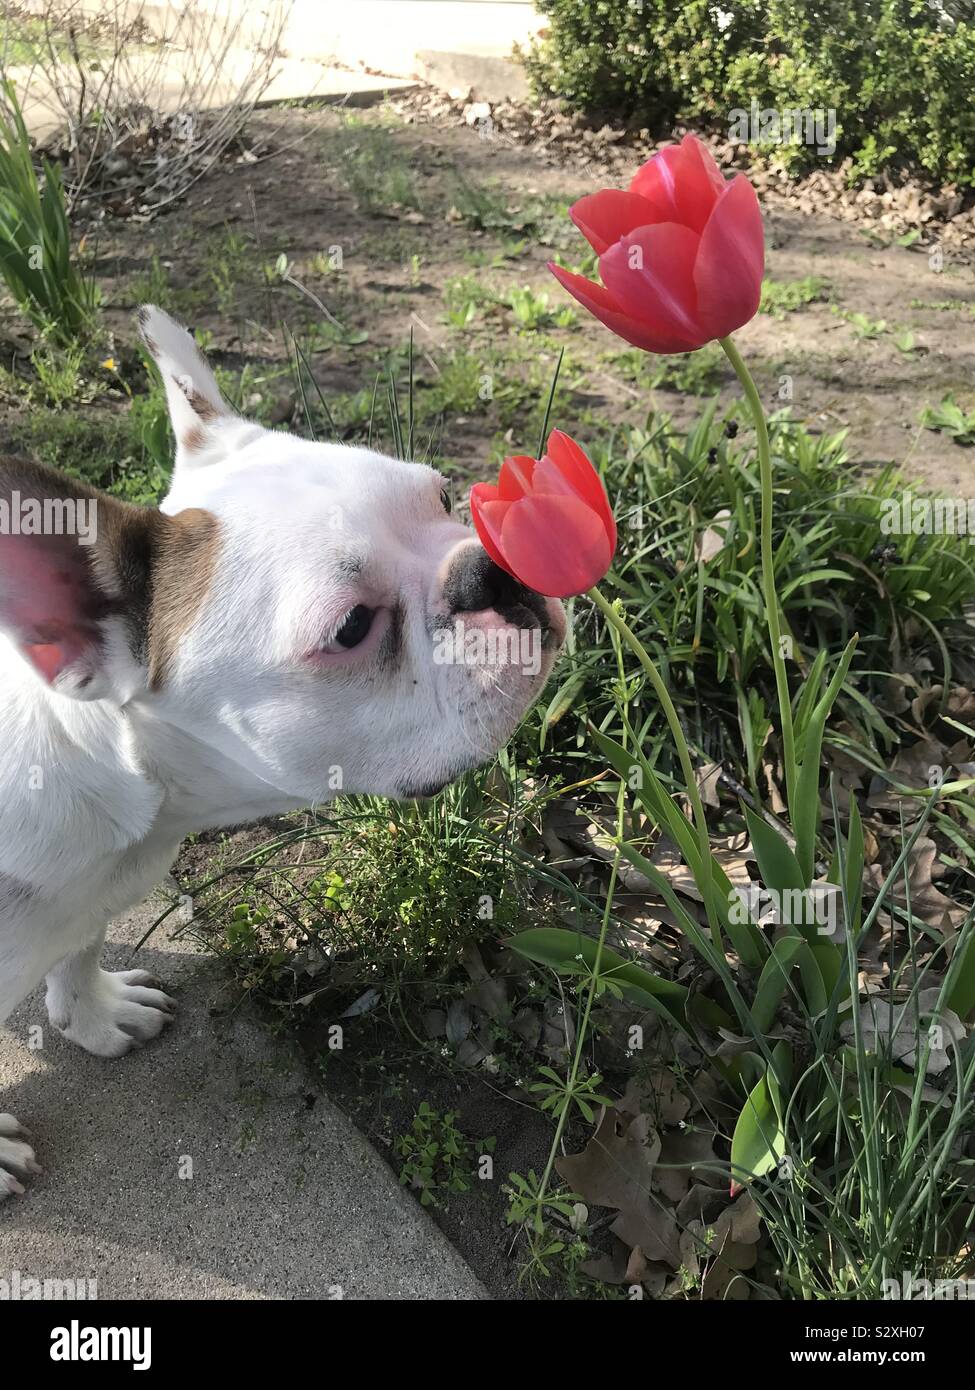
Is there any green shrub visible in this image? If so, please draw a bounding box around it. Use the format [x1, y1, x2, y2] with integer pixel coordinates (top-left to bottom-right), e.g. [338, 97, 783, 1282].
[523, 0, 764, 131]
[525, 1, 975, 186]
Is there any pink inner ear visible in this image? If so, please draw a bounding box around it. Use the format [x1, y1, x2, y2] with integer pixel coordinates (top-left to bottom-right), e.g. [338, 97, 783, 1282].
[0, 534, 103, 686]
[25, 643, 65, 683]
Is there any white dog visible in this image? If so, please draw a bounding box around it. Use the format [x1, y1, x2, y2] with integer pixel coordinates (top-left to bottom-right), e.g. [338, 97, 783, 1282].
[0, 307, 564, 1198]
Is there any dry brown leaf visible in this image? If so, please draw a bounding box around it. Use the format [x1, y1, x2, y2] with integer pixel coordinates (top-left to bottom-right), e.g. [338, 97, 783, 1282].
[464, 976, 511, 1023]
[582, 1240, 668, 1296]
[655, 1127, 723, 1202]
[556, 1108, 660, 1212]
[621, 1069, 692, 1127]
[694, 509, 732, 564]
[866, 738, 950, 812]
[651, 837, 752, 904]
[882, 673, 915, 716]
[677, 1183, 727, 1227]
[840, 987, 967, 1074]
[551, 806, 654, 891]
[610, 1205, 681, 1267]
[557, 1109, 682, 1267]
[864, 835, 966, 931]
[700, 1227, 757, 1300]
[722, 1192, 763, 1246]
[624, 1245, 649, 1284]
[910, 684, 975, 728]
[696, 761, 723, 808]
[580, 1238, 629, 1286]
[676, 1194, 762, 1300]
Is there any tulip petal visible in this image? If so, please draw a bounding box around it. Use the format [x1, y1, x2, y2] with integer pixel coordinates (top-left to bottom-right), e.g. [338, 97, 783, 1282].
[629, 133, 726, 235]
[569, 189, 661, 254]
[693, 173, 765, 340]
[497, 455, 537, 501]
[548, 262, 694, 354]
[543, 431, 617, 551]
[469, 488, 517, 578]
[501, 493, 614, 598]
[599, 223, 704, 351]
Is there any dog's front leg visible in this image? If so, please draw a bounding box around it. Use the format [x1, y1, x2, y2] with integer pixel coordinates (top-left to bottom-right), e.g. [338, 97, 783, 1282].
[45, 930, 176, 1058]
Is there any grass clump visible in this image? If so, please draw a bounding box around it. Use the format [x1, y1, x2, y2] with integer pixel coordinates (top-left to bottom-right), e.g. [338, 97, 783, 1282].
[11, 367, 172, 503]
[520, 406, 975, 796]
[0, 81, 99, 346]
[188, 768, 537, 1018]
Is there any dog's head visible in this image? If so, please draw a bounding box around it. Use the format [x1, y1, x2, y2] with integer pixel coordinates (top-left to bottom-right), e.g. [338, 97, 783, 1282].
[0, 307, 564, 805]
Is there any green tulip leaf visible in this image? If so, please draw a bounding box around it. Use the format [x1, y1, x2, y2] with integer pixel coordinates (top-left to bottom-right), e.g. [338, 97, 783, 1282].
[730, 1066, 787, 1192]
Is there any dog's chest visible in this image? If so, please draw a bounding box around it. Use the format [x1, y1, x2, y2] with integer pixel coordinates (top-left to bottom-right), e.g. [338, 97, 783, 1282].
[0, 659, 167, 893]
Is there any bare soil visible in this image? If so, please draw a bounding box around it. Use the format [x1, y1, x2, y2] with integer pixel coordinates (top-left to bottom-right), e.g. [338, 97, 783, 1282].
[60, 101, 975, 496]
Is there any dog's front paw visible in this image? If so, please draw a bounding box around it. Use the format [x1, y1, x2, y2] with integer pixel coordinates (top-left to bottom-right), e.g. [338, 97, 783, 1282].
[47, 968, 176, 1058]
[0, 1114, 41, 1199]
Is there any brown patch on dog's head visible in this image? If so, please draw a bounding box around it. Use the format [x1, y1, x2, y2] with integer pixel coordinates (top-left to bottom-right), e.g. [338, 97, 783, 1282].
[147, 507, 220, 688]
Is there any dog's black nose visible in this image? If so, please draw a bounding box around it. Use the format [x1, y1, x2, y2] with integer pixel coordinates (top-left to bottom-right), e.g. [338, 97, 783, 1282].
[444, 545, 542, 618]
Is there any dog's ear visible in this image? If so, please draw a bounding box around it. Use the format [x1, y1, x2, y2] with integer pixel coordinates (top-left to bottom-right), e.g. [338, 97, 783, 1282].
[138, 304, 236, 472]
[0, 458, 218, 699]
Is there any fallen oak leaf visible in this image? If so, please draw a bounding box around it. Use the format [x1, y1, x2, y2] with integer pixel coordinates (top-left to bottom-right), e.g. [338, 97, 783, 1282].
[864, 835, 967, 932]
[610, 1203, 681, 1268]
[556, 1108, 659, 1210]
[557, 1108, 681, 1267]
[700, 1226, 757, 1301]
[840, 988, 967, 1075]
[621, 1068, 691, 1127]
[655, 1126, 724, 1202]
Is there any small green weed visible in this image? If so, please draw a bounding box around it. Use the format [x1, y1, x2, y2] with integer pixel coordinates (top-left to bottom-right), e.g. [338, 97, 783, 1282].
[834, 307, 888, 339]
[394, 1103, 494, 1209]
[509, 285, 576, 331]
[919, 394, 975, 446]
[760, 276, 828, 318]
[329, 115, 420, 214]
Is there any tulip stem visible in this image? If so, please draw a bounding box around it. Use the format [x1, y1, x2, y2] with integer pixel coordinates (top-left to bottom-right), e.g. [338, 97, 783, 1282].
[718, 334, 798, 819]
[587, 585, 714, 919]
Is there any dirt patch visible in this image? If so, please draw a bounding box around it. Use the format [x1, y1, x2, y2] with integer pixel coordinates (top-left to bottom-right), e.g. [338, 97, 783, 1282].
[16, 99, 970, 498]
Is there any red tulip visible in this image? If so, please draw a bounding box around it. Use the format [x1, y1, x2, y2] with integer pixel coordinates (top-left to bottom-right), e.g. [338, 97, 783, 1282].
[469, 430, 616, 598]
[549, 133, 764, 354]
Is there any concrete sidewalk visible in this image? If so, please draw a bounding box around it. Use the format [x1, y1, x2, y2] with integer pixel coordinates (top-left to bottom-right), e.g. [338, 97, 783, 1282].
[0, 892, 485, 1301]
[15, 54, 418, 144]
[13, 0, 543, 142]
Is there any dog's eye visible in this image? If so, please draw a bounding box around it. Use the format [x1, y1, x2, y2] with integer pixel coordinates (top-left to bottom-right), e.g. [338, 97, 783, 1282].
[440, 488, 452, 514]
[332, 605, 374, 649]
